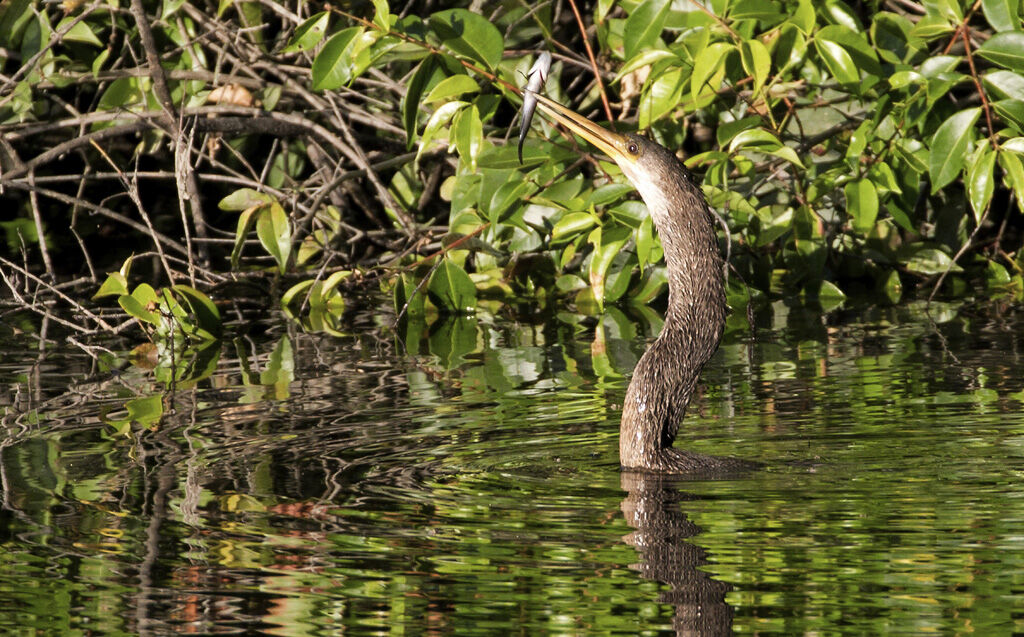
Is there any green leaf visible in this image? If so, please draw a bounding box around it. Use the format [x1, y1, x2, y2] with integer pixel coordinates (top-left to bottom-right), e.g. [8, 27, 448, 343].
[93, 272, 129, 299]
[57, 16, 103, 47]
[993, 99, 1024, 133]
[452, 104, 483, 171]
[977, 31, 1024, 72]
[394, 272, 425, 318]
[219, 188, 273, 211]
[967, 145, 997, 223]
[403, 56, 438, 147]
[740, 39, 771, 96]
[282, 279, 315, 308]
[124, 395, 164, 427]
[589, 228, 629, 309]
[636, 214, 656, 272]
[551, 212, 597, 241]
[998, 149, 1024, 211]
[814, 38, 860, 86]
[171, 285, 222, 339]
[984, 70, 1024, 101]
[817, 280, 846, 311]
[845, 178, 879, 235]
[639, 66, 684, 127]
[428, 258, 477, 312]
[119, 290, 160, 326]
[792, 0, 815, 33]
[881, 270, 902, 304]
[282, 11, 329, 53]
[729, 0, 785, 23]
[905, 247, 962, 275]
[624, 0, 671, 60]
[424, 74, 480, 103]
[231, 207, 259, 269]
[256, 202, 291, 273]
[428, 9, 503, 70]
[311, 27, 364, 90]
[487, 179, 535, 223]
[691, 42, 733, 104]
[928, 107, 980, 192]
[416, 100, 466, 164]
[983, 0, 1020, 32]
[371, 0, 391, 32]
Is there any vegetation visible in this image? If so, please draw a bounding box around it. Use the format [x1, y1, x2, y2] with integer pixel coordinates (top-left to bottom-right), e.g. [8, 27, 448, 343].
[2, 0, 1024, 364]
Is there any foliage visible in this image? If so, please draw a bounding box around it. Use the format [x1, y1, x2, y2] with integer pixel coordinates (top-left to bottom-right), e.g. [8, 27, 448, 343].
[2, 0, 1024, 357]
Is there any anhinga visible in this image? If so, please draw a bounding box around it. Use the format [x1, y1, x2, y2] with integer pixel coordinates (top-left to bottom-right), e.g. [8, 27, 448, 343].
[529, 93, 750, 473]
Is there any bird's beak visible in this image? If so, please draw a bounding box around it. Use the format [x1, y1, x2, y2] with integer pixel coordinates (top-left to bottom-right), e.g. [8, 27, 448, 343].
[530, 92, 635, 165]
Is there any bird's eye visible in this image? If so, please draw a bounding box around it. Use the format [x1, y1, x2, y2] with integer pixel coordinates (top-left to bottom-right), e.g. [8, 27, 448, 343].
[627, 142, 639, 155]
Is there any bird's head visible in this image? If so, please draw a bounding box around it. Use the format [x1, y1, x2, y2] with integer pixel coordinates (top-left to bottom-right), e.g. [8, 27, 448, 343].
[529, 92, 690, 213]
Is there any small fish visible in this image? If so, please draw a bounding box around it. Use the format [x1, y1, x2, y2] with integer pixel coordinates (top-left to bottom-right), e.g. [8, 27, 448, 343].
[518, 51, 551, 164]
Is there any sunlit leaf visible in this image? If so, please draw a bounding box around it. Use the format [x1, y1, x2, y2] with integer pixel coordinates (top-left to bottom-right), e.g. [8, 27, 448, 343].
[967, 144, 996, 223]
[424, 74, 480, 103]
[403, 55, 438, 147]
[691, 42, 733, 104]
[929, 107, 980, 192]
[93, 272, 129, 299]
[219, 188, 273, 211]
[740, 39, 771, 96]
[428, 9, 503, 70]
[998, 149, 1024, 211]
[551, 212, 597, 242]
[624, 0, 671, 60]
[984, 70, 1024, 101]
[256, 202, 291, 273]
[282, 11, 329, 53]
[983, 0, 1020, 32]
[845, 178, 879, 235]
[815, 38, 860, 86]
[977, 32, 1024, 71]
[311, 27, 364, 90]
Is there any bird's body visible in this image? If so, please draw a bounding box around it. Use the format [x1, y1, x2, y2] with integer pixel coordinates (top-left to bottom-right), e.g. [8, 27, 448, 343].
[528, 95, 750, 473]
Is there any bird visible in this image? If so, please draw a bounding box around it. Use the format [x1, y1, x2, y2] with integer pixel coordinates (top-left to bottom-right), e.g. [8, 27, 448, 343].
[528, 93, 752, 473]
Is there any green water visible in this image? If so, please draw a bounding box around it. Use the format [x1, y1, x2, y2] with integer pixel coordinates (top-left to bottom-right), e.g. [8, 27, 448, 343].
[2, 301, 1023, 634]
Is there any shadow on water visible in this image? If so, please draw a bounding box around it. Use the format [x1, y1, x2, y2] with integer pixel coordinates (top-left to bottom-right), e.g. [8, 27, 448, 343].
[2, 300, 1024, 633]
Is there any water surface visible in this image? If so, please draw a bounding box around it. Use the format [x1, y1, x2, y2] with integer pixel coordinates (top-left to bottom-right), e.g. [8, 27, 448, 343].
[1, 301, 1023, 634]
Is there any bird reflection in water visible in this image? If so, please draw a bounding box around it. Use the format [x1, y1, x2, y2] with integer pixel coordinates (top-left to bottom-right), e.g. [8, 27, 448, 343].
[620, 471, 736, 635]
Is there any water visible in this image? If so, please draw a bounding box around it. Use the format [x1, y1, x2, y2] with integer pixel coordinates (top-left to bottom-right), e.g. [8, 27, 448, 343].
[2, 301, 1023, 635]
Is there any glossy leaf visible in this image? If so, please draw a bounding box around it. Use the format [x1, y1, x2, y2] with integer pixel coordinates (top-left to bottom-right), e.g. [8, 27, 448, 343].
[905, 247, 962, 275]
[691, 43, 733, 104]
[998, 150, 1024, 211]
[219, 188, 273, 211]
[977, 32, 1024, 71]
[740, 39, 771, 95]
[845, 179, 879, 235]
[552, 212, 598, 241]
[424, 75, 480, 103]
[983, 0, 1020, 31]
[967, 145, 997, 223]
[815, 38, 860, 86]
[311, 27, 364, 90]
[429, 257, 477, 312]
[929, 107, 980, 192]
[624, 0, 671, 60]
[428, 9, 502, 70]
[282, 11, 329, 53]
[256, 203, 291, 273]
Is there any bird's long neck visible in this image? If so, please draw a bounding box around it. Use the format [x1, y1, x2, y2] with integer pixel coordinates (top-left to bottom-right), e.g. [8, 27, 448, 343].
[619, 165, 726, 472]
